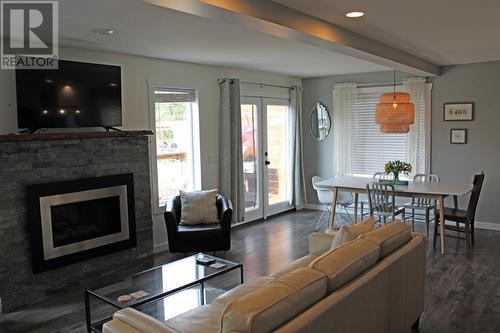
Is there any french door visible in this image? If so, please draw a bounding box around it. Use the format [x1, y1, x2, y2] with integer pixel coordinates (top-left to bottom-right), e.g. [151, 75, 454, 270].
[241, 96, 293, 221]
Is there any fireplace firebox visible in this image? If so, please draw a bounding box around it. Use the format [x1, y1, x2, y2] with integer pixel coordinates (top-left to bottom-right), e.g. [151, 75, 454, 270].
[28, 174, 136, 273]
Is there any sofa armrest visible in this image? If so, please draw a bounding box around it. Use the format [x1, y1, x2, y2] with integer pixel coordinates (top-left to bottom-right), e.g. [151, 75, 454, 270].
[308, 232, 335, 255]
[103, 308, 179, 333]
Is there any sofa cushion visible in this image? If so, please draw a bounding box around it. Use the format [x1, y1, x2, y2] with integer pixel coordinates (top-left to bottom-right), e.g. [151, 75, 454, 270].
[329, 217, 375, 250]
[346, 216, 376, 237]
[360, 221, 411, 258]
[180, 189, 219, 225]
[165, 303, 225, 333]
[213, 276, 275, 307]
[111, 308, 179, 333]
[270, 254, 319, 278]
[330, 226, 356, 250]
[222, 268, 327, 333]
[309, 238, 380, 293]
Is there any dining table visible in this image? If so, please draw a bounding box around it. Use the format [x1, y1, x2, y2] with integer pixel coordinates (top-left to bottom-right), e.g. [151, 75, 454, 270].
[316, 176, 473, 255]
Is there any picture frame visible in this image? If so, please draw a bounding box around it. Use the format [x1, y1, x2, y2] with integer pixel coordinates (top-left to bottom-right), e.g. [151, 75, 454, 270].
[450, 129, 467, 144]
[444, 103, 474, 121]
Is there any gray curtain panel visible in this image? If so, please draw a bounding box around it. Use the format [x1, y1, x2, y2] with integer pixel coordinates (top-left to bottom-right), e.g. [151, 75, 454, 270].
[289, 85, 306, 207]
[219, 78, 245, 223]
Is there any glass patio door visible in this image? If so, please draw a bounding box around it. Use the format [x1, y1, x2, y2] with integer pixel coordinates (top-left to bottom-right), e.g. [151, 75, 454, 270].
[241, 97, 292, 221]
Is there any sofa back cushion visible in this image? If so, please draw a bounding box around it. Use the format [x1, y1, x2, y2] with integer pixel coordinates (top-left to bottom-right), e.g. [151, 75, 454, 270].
[346, 216, 376, 237]
[330, 217, 376, 250]
[360, 221, 411, 258]
[222, 268, 327, 333]
[309, 238, 380, 293]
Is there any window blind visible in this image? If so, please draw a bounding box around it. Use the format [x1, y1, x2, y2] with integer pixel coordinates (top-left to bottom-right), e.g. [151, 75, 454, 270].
[154, 88, 196, 103]
[347, 86, 428, 176]
[349, 90, 406, 175]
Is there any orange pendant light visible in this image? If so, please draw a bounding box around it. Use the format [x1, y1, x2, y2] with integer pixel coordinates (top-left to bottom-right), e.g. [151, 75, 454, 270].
[375, 71, 415, 133]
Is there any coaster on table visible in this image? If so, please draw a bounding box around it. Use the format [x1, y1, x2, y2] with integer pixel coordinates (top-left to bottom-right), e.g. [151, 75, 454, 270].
[130, 290, 149, 299]
[117, 295, 132, 302]
[209, 262, 226, 269]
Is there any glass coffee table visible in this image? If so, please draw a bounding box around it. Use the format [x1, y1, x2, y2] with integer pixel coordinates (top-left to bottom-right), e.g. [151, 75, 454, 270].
[84, 254, 243, 333]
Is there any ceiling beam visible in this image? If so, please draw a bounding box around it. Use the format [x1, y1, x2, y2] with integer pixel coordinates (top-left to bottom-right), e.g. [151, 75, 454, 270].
[144, 0, 440, 77]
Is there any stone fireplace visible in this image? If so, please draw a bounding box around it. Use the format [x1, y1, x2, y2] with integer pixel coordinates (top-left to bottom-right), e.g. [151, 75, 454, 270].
[28, 174, 136, 273]
[0, 131, 153, 311]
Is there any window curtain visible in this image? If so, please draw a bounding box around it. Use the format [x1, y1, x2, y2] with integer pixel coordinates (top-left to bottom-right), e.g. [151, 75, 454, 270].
[403, 78, 430, 176]
[333, 83, 357, 176]
[288, 86, 306, 207]
[219, 78, 244, 223]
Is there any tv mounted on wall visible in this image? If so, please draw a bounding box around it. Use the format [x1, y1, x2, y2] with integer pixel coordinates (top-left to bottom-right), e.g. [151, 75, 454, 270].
[16, 59, 122, 132]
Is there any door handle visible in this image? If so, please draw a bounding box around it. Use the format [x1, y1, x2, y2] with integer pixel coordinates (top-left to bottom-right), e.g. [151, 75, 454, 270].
[265, 160, 271, 166]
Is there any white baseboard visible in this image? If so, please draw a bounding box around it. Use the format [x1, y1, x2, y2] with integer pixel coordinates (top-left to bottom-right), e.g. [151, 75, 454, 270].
[304, 203, 500, 232]
[153, 241, 169, 254]
[475, 221, 500, 231]
[304, 203, 323, 211]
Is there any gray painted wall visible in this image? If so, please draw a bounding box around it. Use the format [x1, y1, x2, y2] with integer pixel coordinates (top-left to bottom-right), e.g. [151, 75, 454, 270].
[302, 61, 500, 224]
[431, 62, 500, 223]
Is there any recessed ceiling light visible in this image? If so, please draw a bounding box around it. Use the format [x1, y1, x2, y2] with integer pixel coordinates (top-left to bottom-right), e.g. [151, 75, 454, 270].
[346, 11, 365, 18]
[92, 28, 116, 36]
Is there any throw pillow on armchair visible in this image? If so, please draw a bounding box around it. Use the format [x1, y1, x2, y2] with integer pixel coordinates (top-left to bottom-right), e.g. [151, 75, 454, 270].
[179, 189, 219, 225]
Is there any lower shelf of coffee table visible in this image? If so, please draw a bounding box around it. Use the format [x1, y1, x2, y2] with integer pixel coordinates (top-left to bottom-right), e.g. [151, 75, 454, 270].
[90, 284, 227, 332]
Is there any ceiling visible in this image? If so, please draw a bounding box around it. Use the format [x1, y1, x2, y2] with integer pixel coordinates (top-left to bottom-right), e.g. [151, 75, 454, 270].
[274, 0, 500, 66]
[55, 0, 389, 78]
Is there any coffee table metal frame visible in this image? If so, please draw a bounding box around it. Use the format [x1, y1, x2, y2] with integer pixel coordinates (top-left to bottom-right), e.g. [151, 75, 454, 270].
[84, 255, 243, 333]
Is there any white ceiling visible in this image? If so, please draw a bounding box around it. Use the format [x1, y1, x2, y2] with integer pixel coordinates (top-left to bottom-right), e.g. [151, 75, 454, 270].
[274, 0, 500, 66]
[55, 0, 389, 78]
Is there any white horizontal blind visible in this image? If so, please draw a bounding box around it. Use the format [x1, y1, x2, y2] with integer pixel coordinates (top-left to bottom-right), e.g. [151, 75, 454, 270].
[349, 87, 407, 176]
[414, 87, 430, 175]
[154, 88, 196, 103]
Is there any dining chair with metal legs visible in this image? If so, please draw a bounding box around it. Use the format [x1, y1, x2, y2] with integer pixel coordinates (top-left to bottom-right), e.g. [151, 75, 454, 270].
[403, 174, 440, 239]
[366, 182, 405, 224]
[312, 176, 354, 230]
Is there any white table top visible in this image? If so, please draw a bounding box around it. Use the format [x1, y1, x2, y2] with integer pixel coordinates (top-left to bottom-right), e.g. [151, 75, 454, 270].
[316, 176, 473, 197]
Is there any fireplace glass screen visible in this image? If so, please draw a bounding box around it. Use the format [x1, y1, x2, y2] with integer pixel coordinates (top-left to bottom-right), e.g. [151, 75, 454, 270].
[51, 196, 122, 247]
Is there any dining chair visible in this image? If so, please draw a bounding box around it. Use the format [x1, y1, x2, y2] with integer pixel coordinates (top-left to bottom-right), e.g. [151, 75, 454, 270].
[312, 176, 355, 230]
[359, 172, 395, 219]
[433, 172, 485, 253]
[373, 172, 394, 180]
[366, 182, 405, 224]
[403, 174, 440, 239]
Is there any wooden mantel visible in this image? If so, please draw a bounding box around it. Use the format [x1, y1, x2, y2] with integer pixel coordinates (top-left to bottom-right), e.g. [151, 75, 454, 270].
[0, 130, 153, 143]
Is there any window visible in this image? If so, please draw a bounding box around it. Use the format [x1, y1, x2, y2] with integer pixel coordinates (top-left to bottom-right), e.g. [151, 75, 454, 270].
[152, 88, 200, 207]
[347, 85, 430, 177]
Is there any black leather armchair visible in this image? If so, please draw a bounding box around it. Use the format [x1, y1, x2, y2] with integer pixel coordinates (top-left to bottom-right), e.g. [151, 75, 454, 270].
[164, 193, 232, 253]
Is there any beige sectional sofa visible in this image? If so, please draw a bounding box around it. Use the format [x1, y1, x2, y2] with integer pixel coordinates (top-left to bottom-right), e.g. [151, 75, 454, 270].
[103, 221, 426, 333]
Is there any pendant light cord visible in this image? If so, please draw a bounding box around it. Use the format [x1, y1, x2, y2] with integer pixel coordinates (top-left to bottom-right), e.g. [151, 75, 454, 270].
[393, 69, 396, 98]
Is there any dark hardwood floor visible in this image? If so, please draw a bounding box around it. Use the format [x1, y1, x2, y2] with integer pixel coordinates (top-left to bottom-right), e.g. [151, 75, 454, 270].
[1, 209, 500, 332]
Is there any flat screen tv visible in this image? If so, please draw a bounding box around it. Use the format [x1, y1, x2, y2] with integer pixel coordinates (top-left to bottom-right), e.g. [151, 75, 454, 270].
[16, 60, 122, 132]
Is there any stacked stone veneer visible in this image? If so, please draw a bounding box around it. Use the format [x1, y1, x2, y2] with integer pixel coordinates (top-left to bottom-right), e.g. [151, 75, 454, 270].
[0, 134, 154, 311]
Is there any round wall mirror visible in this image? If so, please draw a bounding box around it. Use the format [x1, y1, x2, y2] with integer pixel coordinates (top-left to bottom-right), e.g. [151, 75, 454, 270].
[309, 102, 331, 141]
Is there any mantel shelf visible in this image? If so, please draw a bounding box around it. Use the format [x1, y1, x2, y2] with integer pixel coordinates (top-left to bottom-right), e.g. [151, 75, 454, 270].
[0, 130, 153, 143]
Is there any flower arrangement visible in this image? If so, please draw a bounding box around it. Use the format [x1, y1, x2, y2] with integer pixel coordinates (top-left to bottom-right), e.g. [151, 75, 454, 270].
[384, 160, 412, 181]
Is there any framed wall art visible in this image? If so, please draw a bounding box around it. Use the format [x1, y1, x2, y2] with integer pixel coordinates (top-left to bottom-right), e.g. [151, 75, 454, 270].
[444, 103, 474, 121]
[450, 129, 467, 144]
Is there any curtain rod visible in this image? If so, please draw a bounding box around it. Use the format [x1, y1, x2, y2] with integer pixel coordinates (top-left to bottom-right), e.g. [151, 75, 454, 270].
[217, 78, 293, 89]
[338, 78, 432, 89]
